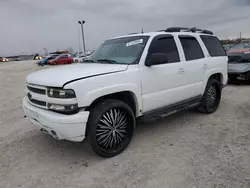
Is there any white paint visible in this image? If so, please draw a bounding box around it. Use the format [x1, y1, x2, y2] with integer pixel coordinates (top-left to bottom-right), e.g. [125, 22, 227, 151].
[23, 30, 228, 143]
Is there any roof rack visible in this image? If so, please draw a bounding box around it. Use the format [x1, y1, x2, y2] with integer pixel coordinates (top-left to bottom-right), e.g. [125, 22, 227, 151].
[128, 33, 139, 35]
[159, 27, 213, 35]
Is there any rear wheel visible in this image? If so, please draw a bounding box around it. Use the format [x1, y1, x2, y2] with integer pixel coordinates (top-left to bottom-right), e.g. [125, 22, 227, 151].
[87, 99, 135, 157]
[197, 78, 221, 114]
[75, 60, 78, 63]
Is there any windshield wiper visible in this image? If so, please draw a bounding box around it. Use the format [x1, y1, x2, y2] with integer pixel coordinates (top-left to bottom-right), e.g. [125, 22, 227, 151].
[96, 59, 117, 64]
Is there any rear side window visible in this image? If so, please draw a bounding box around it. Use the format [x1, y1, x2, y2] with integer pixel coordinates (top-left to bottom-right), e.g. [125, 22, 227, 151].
[148, 37, 180, 63]
[201, 35, 226, 57]
[179, 36, 204, 61]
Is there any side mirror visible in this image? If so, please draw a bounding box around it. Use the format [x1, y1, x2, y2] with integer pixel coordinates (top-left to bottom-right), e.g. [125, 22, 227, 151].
[145, 53, 168, 67]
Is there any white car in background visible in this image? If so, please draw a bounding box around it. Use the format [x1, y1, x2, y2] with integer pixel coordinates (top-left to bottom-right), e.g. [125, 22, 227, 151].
[73, 54, 88, 63]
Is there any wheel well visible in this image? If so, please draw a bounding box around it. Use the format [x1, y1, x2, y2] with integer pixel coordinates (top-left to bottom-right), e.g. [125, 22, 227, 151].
[86, 91, 138, 116]
[209, 73, 223, 86]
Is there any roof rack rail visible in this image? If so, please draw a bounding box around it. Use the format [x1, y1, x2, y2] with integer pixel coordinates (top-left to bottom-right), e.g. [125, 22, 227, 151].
[160, 27, 213, 35]
[128, 33, 139, 35]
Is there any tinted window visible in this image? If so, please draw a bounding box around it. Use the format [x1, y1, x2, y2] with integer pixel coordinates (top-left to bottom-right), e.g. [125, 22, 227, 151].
[201, 35, 226, 56]
[60, 55, 68, 59]
[179, 36, 204, 61]
[148, 37, 180, 63]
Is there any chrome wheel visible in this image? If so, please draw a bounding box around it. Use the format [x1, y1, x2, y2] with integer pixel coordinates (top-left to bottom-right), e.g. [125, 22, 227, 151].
[96, 108, 128, 149]
[206, 85, 217, 106]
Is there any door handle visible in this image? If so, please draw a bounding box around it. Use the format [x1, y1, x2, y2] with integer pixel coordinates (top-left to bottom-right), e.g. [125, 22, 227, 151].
[178, 68, 185, 74]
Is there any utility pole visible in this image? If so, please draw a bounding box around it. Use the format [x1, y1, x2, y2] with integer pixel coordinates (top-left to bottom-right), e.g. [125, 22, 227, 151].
[77, 28, 82, 55]
[78, 20, 86, 55]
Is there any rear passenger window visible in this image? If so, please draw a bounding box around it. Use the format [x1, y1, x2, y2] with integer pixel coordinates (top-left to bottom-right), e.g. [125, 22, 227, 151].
[179, 36, 204, 61]
[200, 35, 226, 57]
[148, 37, 180, 63]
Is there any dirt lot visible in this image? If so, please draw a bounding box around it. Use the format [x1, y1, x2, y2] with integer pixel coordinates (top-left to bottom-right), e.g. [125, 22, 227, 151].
[0, 61, 250, 188]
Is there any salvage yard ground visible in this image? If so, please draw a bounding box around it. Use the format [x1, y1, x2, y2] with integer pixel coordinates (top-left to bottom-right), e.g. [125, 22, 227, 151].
[0, 61, 250, 188]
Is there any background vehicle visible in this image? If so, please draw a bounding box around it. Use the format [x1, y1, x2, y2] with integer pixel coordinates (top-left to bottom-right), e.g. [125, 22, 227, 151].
[33, 53, 43, 60]
[223, 44, 235, 51]
[0, 57, 9, 62]
[73, 54, 88, 63]
[227, 43, 250, 81]
[23, 27, 228, 157]
[37, 54, 58, 66]
[48, 54, 74, 65]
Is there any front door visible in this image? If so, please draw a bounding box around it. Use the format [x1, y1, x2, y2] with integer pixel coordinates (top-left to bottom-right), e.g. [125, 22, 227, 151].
[140, 35, 185, 113]
[58, 55, 68, 64]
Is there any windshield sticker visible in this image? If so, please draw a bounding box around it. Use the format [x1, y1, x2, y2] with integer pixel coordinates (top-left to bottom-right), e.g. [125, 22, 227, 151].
[126, 39, 143, 47]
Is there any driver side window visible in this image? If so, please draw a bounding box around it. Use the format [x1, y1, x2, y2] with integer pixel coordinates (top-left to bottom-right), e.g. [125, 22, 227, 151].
[148, 37, 180, 64]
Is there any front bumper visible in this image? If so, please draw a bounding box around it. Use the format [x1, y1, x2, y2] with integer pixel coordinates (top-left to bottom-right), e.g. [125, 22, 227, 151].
[228, 63, 250, 74]
[23, 97, 89, 142]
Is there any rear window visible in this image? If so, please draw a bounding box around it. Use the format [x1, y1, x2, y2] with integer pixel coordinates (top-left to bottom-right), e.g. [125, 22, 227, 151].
[201, 35, 226, 57]
[179, 36, 204, 61]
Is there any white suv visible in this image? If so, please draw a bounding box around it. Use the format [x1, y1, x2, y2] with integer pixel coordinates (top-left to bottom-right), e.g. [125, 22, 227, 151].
[23, 27, 228, 157]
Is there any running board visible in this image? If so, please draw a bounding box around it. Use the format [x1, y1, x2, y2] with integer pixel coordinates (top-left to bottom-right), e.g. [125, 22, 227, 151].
[142, 96, 202, 120]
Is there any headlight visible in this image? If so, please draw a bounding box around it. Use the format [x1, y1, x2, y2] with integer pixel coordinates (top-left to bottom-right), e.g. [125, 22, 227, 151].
[48, 103, 78, 112]
[47, 88, 76, 98]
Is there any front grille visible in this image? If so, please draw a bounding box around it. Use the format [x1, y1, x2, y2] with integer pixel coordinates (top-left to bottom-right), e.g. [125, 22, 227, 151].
[228, 56, 242, 62]
[27, 86, 46, 95]
[29, 97, 46, 107]
[26, 84, 47, 108]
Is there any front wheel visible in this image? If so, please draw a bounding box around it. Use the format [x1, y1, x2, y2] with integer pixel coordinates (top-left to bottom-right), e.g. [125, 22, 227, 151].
[197, 78, 221, 114]
[87, 99, 135, 157]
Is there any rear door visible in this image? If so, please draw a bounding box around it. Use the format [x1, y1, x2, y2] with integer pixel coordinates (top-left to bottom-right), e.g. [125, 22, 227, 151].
[178, 35, 206, 97]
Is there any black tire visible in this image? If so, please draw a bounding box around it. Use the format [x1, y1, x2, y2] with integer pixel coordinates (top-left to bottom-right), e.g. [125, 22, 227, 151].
[197, 78, 221, 114]
[67, 61, 71, 64]
[75, 60, 78, 63]
[86, 99, 135, 157]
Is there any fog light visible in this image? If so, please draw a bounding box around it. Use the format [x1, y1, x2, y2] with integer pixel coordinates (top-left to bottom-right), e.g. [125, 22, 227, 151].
[48, 103, 78, 112]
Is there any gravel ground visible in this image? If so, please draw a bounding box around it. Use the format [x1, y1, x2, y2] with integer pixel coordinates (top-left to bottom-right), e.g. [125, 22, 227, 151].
[0, 61, 250, 188]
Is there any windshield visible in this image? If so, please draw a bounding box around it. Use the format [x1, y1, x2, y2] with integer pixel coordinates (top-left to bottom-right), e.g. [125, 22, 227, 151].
[46, 55, 58, 60]
[47, 56, 57, 60]
[230, 43, 250, 49]
[89, 36, 149, 64]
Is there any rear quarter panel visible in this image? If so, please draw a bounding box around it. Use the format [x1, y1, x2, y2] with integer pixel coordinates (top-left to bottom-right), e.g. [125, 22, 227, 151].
[202, 56, 228, 93]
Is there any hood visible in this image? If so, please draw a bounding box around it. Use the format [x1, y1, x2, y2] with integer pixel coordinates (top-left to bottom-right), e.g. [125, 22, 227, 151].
[26, 63, 128, 87]
[228, 52, 250, 64]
